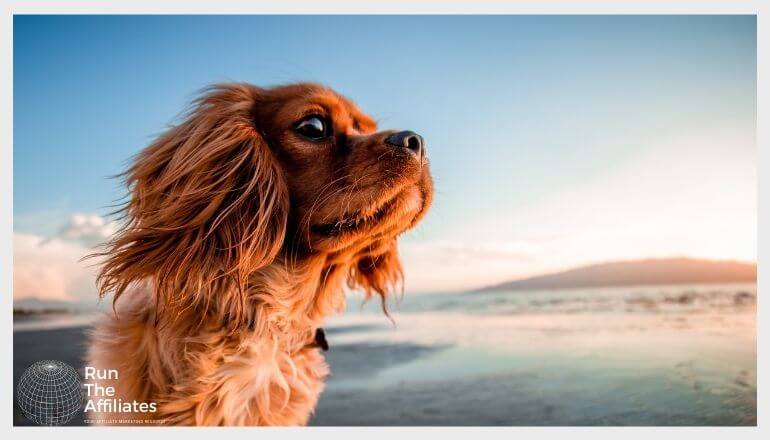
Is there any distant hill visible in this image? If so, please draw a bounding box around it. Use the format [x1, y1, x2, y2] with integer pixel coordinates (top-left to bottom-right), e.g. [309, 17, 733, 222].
[476, 257, 757, 292]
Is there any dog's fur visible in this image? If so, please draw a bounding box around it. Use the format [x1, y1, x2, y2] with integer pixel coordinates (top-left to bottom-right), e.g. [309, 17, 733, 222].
[86, 83, 432, 426]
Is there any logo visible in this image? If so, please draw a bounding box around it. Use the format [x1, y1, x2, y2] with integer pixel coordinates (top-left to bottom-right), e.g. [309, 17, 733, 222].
[83, 367, 158, 417]
[17, 360, 84, 426]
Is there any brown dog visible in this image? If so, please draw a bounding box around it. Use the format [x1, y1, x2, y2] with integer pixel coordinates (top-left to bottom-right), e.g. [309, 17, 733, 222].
[86, 83, 433, 425]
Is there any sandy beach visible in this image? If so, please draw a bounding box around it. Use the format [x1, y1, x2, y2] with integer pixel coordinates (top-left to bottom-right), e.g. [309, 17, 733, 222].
[13, 283, 756, 426]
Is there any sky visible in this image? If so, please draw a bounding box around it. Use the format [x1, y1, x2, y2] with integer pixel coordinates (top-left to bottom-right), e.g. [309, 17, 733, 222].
[13, 15, 756, 302]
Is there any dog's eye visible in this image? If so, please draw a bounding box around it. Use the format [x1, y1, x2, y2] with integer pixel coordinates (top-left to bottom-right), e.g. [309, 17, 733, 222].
[295, 115, 329, 140]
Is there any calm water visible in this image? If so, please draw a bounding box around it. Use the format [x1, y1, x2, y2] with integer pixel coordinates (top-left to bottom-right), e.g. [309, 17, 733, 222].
[317, 283, 756, 425]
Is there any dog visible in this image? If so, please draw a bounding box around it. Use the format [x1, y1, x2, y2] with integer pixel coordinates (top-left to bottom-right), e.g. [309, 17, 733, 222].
[86, 83, 433, 425]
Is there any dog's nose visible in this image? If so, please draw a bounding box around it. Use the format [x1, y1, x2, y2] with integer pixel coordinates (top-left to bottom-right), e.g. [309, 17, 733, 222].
[385, 130, 424, 156]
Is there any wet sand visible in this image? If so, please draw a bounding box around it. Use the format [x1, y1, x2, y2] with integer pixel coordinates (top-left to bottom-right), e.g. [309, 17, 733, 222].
[13, 319, 756, 426]
[12, 325, 446, 426]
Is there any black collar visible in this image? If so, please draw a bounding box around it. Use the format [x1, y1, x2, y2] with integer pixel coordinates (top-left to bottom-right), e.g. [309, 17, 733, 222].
[314, 328, 329, 351]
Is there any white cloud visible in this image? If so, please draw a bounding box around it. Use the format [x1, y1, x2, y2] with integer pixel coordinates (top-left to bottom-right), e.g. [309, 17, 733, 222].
[49, 213, 117, 247]
[13, 232, 100, 304]
[13, 212, 118, 304]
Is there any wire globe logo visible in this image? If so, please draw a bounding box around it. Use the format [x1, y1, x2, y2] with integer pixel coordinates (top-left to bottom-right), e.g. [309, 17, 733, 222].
[17, 360, 84, 426]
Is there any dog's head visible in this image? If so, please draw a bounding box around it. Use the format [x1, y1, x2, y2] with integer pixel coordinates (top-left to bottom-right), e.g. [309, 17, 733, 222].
[98, 83, 432, 315]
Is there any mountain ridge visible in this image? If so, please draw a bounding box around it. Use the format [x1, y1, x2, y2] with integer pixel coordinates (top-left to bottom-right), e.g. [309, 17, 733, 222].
[475, 257, 756, 293]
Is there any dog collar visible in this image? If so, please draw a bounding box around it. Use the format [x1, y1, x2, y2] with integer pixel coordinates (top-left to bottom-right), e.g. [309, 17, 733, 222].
[314, 328, 329, 351]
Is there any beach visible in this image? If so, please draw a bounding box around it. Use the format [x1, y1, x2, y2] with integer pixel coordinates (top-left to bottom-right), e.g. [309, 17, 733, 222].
[14, 283, 756, 426]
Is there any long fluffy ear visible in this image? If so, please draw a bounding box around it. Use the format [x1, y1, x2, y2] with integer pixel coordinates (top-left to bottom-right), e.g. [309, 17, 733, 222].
[96, 84, 289, 320]
[347, 242, 404, 309]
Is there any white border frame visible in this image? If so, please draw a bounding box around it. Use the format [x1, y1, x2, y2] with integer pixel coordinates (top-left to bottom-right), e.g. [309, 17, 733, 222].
[1, 1, 764, 439]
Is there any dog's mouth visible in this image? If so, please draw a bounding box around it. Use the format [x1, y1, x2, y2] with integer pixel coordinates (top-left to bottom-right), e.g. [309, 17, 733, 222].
[311, 196, 398, 237]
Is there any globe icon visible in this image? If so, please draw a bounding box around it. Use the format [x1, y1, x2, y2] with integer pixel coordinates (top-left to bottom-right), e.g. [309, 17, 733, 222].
[16, 360, 84, 426]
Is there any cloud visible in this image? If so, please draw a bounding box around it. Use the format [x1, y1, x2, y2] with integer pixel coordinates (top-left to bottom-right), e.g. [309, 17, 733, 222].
[13, 213, 118, 304]
[49, 213, 117, 247]
[13, 232, 100, 304]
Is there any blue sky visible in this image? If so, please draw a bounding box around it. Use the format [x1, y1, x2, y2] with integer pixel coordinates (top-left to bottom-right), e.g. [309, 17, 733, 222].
[13, 15, 756, 298]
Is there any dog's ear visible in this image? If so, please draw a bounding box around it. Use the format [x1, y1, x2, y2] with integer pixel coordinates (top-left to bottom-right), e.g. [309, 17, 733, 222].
[96, 84, 289, 319]
[347, 242, 404, 307]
